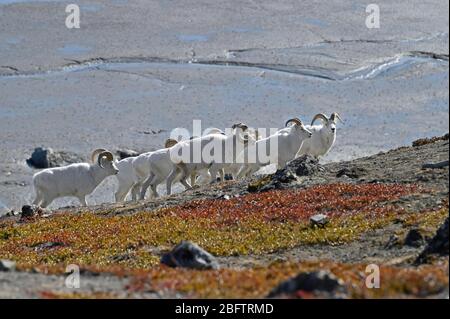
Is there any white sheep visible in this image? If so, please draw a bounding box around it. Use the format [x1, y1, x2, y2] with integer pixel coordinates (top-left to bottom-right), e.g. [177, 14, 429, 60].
[209, 124, 260, 181]
[296, 112, 343, 158]
[32, 149, 118, 208]
[237, 118, 312, 178]
[114, 139, 178, 202]
[165, 123, 252, 195]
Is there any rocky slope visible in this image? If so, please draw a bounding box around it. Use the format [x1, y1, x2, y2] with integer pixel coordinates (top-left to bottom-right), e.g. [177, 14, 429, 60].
[0, 135, 448, 298]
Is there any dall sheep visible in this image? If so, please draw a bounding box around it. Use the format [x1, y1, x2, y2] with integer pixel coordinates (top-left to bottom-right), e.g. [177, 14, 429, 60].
[165, 123, 252, 195]
[32, 149, 118, 208]
[296, 112, 343, 159]
[114, 139, 178, 202]
[237, 118, 312, 178]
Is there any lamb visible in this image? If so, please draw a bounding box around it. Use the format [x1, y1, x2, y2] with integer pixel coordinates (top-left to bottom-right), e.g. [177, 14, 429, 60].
[32, 149, 118, 208]
[237, 118, 313, 178]
[296, 112, 343, 159]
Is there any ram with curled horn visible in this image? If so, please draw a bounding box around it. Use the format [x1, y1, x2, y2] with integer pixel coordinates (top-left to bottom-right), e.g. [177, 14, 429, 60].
[285, 117, 304, 127]
[32, 149, 119, 208]
[91, 148, 107, 163]
[236, 116, 313, 178]
[97, 150, 114, 168]
[295, 112, 344, 159]
[232, 122, 249, 131]
[165, 122, 260, 195]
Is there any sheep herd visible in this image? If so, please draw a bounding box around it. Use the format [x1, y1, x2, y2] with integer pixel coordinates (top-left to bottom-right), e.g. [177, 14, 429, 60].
[32, 113, 342, 208]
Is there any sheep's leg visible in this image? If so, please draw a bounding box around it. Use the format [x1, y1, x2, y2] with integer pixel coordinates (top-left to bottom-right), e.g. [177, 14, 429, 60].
[32, 194, 42, 207]
[179, 165, 192, 190]
[32, 187, 44, 206]
[131, 183, 142, 201]
[115, 183, 133, 202]
[140, 170, 157, 200]
[150, 180, 159, 198]
[190, 172, 197, 187]
[77, 196, 88, 207]
[208, 165, 218, 184]
[237, 165, 250, 179]
[166, 167, 180, 195]
[39, 197, 53, 209]
[32, 197, 42, 206]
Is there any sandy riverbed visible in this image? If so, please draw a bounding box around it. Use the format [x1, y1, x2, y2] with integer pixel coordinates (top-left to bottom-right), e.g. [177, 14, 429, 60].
[0, 0, 448, 213]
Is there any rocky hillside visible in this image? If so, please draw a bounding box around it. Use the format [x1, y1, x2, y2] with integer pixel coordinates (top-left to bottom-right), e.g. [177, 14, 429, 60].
[0, 134, 448, 299]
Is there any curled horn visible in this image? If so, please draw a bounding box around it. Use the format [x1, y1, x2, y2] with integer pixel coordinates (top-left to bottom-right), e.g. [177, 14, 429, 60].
[311, 113, 329, 126]
[329, 112, 343, 124]
[232, 122, 249, 131]
[91, 148, 107, 163]
[285, 118, 303, 127]
[97, 151, 114, 168]
[164, 138, 178, 148]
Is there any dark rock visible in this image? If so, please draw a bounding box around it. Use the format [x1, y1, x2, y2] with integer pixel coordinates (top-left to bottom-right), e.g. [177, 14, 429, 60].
[336, 166, 367, 179]
[416, 218, 449, 264]
[0, 259, 16, 272]
[20, 205, 46, 220]
[422, 160, 449, 169]
[224, 174, 233, 181]
[273, 169, 297, 184]
[27, 147, 83, 169]
[116, 149, 141, 160]
[32, 242, 64, 251]
[267, 270, 347, 298]
[293, 155, 323, 177]
[252, 155, 323, 192]
[161, 241, 219, 270]
[310, 214, 329, 228]
[404, 228, 425, 247]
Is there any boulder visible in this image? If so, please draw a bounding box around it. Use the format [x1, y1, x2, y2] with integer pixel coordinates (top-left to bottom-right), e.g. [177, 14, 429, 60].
[0, 259, 16, 272]
[116, 149, 141, 160]
[161, 241, 219, 270]
[20, 205, 45, 220]
[310, 214, 329, 228]
[292, 155, 323, 177]
[267, 270, 347, 299]
[27, 147, 83, 169]
[404, 228, 426, 247]
[251, 155, 323, 192]
[422, 160, 449, 169]
[416, 217, 449, 264]
[336, 166, 367, 179]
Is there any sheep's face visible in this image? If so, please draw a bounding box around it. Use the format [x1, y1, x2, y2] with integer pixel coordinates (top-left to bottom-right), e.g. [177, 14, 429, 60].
[100, 158, 119, 175]
[296, 124, 313, 140]
[328, 122, 337, 134]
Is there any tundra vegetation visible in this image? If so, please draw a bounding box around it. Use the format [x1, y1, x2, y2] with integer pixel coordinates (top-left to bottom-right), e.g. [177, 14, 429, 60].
[0, 135, 448, 298]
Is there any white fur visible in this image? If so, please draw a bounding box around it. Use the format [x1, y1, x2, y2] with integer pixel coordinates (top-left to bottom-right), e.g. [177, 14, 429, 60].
[33, 158, 118, 208]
